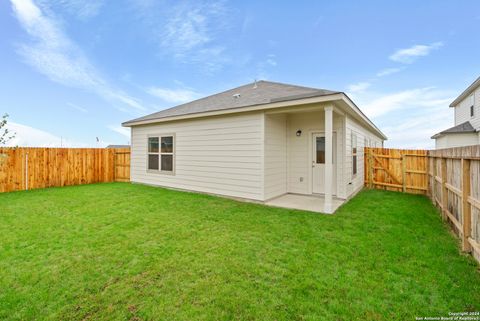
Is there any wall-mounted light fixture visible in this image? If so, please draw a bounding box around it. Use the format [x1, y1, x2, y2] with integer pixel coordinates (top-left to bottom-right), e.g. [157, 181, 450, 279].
[296, 130, 302, 137]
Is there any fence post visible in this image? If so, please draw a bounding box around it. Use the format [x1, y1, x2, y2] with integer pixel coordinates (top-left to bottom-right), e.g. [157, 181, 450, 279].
[441, 158, 447, 221]
[461, 158, 471, 252]
[401, 154, 406, 193]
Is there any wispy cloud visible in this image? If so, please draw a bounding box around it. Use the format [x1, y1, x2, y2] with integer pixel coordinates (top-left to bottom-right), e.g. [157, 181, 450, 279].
[352, 86, 455, 149]
[10, 0, 144, 112]
[146, 87, 202, 104]
[5, 121, 89, 147]
[37, 0, 105, 19]
[67, 102, 88, 113]
[389, 42, 443, 64]
[347, 82, 371, 93]
[266, 54, 277, 66]
[376, 67, 403, 77]
[132, 0, 230, 72]
[108, 125, 130, 138]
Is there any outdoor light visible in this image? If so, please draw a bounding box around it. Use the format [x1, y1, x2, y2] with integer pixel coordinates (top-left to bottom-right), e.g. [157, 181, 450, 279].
[296, 130, 302, 137]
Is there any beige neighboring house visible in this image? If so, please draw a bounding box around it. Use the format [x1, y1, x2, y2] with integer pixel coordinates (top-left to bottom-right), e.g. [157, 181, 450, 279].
[123, 81, 386, 213]
[432, 76, 480, 149]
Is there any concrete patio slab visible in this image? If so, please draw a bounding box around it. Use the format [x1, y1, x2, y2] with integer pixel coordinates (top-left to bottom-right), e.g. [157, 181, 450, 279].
[265, 193, 345, 214]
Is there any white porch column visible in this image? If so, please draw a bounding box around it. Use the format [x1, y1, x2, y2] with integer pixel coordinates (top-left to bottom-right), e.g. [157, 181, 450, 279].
[324, 106, 333, 214]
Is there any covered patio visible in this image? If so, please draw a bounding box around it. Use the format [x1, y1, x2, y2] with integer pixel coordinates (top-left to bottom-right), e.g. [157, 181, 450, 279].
[264, 104, 345, 214]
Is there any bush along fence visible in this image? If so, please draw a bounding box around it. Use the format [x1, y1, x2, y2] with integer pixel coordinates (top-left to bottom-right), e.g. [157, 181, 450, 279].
[0, 147, 130, 193]
[365, 146, 480, 263]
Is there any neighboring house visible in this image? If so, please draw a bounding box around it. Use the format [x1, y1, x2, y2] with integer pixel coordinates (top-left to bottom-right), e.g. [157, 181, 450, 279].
[123, 81, 386, 213]
[432, 76, 480, 149]
[106, 144, 130, 148]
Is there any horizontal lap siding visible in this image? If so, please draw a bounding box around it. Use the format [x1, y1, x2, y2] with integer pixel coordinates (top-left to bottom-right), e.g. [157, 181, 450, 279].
[345, 116, 383, 198]
[264, 114, 287, 200]
[454, 87, 480, 129]
[130, 112, 264, 200]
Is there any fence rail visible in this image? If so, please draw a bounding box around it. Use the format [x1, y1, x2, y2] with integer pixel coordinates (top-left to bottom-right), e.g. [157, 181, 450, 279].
[365, 146, 480, 263]
[0, 147, 130, 193]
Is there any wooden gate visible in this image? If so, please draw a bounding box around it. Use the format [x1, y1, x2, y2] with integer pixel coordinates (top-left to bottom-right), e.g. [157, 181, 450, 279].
[365, 147, 428, 194]
[114, 148, 130, 182]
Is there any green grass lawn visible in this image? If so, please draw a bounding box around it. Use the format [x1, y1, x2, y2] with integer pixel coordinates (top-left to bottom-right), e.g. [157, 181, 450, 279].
[0, 183, 479, 320]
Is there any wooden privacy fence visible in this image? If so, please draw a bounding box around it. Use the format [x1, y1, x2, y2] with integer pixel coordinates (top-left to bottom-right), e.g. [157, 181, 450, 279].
[0, 147, 130, 193]
[365, 146, 480, 263]
[365, 147, 428, 194]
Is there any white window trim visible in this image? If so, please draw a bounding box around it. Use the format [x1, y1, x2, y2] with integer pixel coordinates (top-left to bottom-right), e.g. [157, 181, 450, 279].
[146, 133, 176, 175]
[351, 132, 357, 178]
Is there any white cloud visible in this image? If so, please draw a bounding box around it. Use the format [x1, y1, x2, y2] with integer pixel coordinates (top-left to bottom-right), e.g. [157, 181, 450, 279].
[266, 54, 277, 66]
[133, 0, 230, 72]
[146, 87, 201, 104]
[67, 102, 87, 113]
[376, 67, 403, 77]
[37, 0, 105, 19]
[347, 82, 371, 93]
[10, 0, 144, 112]
[389, 42, 443, 64]
[352, 86, 455, 149]
[4, 121, 89, 147]
[108, 125, 130, 138]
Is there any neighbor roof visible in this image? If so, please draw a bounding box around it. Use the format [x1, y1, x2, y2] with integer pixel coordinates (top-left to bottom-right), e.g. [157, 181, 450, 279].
[106, 144, 130, 148]
[449, 76, 480, 107]
[123, 80, 339, 126]
[431, 121, 476, 139]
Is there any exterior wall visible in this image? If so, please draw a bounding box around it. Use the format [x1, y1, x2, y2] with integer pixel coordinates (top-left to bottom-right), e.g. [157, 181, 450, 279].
[345, 116, 383, 198]
[130, 112, 265, 200]
[435, 133, 480, 149]
[286, 111, 345, 198]
[454, 86, 480, 129]
[264, 114, 287, 200]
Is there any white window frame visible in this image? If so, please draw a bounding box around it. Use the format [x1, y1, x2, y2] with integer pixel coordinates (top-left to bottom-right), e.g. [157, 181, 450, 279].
[147, 133, 175, 175]
[351, 132, 357, 178]
[470, 94, 475, 118]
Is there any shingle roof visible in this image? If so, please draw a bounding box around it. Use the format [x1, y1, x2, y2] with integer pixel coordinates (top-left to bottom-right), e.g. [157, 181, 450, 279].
[106, 144, 130, 148]
[123, 80, 339, 126]
[431, 121, 476, 139]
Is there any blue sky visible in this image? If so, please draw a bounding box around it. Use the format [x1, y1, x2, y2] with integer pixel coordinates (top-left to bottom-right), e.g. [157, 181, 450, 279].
[1, 0, 479, 148]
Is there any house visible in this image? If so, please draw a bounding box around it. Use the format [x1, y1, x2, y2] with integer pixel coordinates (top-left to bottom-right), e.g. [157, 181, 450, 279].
[106, 144, 130, 149]
[432, 76, 480, 149]
[122, 81, 386, 213]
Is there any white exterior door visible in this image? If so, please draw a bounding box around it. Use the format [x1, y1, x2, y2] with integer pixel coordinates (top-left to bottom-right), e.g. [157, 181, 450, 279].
[312, 133, 336, 195]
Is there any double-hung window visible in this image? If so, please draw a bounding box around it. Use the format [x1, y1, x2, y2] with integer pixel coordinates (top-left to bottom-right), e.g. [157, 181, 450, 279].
[352, 132, 357, 177]
[470, 94, 475, 118]
[148, 135, 175, 173]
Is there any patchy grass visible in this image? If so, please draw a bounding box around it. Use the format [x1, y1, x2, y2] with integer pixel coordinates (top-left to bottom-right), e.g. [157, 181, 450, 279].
[0, 183, 479, 320]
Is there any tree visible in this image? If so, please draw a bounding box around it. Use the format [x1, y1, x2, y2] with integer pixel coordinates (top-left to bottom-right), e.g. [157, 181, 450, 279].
[0, 113, 15, 145]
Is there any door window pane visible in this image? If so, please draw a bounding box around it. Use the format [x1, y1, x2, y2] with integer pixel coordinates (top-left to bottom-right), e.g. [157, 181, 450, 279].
[148, 137, 159, 153]
[316, 137, 325, 164]
[148, 154, 159, 170]
[161, 155, 173, 171]
[161, 136, 173, 153]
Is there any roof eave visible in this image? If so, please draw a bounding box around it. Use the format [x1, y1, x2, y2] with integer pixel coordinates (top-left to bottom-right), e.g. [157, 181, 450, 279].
[449, 76, 480, 107]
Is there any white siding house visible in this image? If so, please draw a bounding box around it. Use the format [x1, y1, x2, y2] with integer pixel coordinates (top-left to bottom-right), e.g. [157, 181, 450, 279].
[124, 81, 386, 213]
[432, 76, 480, 148]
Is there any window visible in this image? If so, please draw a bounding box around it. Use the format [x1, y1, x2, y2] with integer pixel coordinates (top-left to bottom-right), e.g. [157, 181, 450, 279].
[352, 132, 357, 176]
[316, 136, 325, 164]
[147, 135, 174, 173]
[470, 94, 475, 117]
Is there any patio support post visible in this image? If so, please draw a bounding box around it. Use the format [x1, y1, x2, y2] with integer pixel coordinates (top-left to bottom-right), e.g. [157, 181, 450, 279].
[324, 106, 333, 213]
